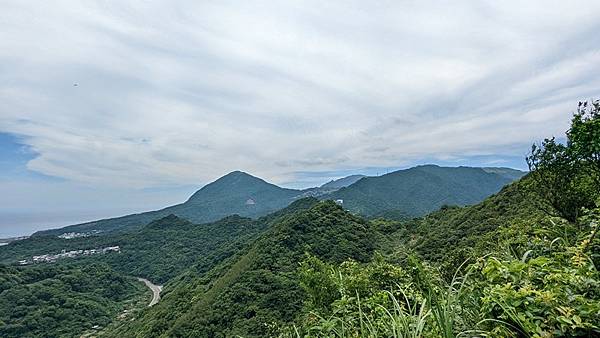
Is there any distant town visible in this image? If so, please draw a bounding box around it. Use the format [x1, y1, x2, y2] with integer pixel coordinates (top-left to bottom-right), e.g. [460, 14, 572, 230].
[58, 230, 102, 239]
[18, 245, 120, 265]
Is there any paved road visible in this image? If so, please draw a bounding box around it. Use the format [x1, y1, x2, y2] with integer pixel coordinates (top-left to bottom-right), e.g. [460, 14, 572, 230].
[137, 278, 162, 306]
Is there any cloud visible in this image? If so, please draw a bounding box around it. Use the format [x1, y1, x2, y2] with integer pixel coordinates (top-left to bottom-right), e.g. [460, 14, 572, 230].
[1, 0, 600, 188]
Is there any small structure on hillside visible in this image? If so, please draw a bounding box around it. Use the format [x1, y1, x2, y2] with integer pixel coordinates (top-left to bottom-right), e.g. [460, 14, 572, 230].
[246, 198, 256, 205]
[335, 199, 344, 205]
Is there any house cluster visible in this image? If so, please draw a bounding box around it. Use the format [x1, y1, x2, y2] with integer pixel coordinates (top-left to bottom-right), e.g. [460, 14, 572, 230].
[18, 246, 120, 265]
[58, 230, 101, 239]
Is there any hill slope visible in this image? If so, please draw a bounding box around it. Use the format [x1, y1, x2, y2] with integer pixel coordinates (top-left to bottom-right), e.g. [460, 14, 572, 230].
[325, 165, 525, 218]
[1, 213, 271, 284]
[107, 200, 375, 338]
[387, 174, 542, 265]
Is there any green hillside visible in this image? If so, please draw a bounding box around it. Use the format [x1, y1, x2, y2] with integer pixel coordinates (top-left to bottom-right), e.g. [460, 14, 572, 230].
[0, 262, 144, 338]
[326, 165, 524, 218]
[105, 200, 376, 338]
[0, 213, 270, 284]
[394, 175, 542, 264]
[282, 101, 600, 337]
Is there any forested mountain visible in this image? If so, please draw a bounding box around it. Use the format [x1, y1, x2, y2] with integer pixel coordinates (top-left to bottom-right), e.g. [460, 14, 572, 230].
[0, 199, 322, 338]
[326, 165, 525, 218]
[34, 171, 301, 236]
[32, 167, 521, 238]
[389, 174, 544, 272]
[91, 175, 540, 338]
[0, 263, 144, 338]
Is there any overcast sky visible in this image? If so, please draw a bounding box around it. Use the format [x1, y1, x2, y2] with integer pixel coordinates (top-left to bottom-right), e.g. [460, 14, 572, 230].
[1, 1, 600, 236]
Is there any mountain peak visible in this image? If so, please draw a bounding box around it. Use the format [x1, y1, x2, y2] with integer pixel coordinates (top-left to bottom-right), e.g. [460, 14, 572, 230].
[203, 171, 272, 189]
[225, 170, 251, 176]
[180, 171, 301, 221]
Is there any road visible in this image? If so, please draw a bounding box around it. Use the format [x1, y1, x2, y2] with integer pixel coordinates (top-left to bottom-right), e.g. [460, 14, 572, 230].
[137, 278, 162, 306]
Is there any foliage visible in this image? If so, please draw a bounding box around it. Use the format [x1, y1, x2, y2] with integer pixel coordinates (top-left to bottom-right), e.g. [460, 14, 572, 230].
[526, 100, 600, 222]
[288, 254, 486, 338]
[392, 177, 543, 276]
[476, 211, 600, 336]
[568, 100, 600, 175]
[0, 262, 142, 338]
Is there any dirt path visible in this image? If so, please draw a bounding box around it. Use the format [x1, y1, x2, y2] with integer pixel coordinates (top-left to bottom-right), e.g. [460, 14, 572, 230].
[137, 278, 162, 306]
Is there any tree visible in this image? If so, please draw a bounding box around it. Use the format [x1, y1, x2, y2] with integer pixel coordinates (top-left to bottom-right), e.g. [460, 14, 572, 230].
[568, 100, 600, 185]
[527, 100, 600, 222]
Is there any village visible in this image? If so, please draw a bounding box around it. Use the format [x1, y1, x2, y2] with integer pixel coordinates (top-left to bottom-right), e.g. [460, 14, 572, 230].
[18, 245, 120, 265]
[58, 230, 102, 239]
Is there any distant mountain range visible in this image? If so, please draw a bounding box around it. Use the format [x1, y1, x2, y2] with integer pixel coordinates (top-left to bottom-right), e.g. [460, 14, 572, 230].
[34, 165, 525, 236]
[326, 165, 526, 218]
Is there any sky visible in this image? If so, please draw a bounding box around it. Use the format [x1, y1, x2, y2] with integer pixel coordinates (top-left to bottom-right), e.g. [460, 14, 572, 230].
[1, 1, 600, 236]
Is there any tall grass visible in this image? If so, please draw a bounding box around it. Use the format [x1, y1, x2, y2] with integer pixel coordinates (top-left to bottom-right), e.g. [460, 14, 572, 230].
[280, 264, 498, 337]
[409, 256, 487, 338]
[280, 287, 430, 338]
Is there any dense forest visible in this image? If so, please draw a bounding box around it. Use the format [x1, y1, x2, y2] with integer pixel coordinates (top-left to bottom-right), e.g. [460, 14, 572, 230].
[0, 263, 144, 338]
[0, 101, 598, 337]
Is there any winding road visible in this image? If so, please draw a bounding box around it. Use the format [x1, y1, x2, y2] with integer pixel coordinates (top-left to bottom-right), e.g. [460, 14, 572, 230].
[137, 278, 162, 306]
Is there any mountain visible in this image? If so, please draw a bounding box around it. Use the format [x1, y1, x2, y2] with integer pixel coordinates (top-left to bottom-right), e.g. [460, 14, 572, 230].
[325, 165, 525, 219]
[34, 171, 301, 236]
[32, 166, 523, 237]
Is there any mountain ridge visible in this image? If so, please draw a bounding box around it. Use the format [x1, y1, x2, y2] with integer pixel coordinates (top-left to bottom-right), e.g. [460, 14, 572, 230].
[325, 165, 526, 218]
[32, 166, 524, 237]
